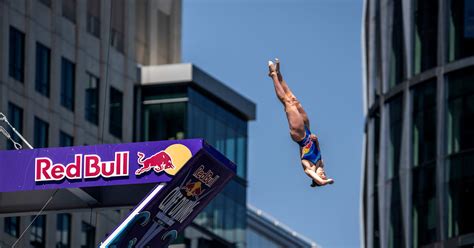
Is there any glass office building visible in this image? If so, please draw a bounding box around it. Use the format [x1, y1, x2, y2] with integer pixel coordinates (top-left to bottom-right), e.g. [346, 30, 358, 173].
[362, 0, 474, 247]
[139, 63, 255, 248]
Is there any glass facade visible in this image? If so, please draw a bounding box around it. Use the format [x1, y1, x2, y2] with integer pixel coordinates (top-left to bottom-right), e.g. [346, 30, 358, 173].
[61, 58, 75, 111]
[387, 95, 403, 179]
[35, 42, 51, 97]
[187, 89, 248, 179]
[389, 0, 406, 89]
[247, 229, 282, 248]
[446, 67, 474, 238]
[413, 0, 438, 74]
[363, 0, 474, 247]
[9, 26, 25, 83]
[412, 80, 437, 246]
[387, 96, 404, 248]
[141, 84, 249, 247]
[448, 0, 474, 61]
[141, 86, 248, 179]
[372, 113, 380, 248]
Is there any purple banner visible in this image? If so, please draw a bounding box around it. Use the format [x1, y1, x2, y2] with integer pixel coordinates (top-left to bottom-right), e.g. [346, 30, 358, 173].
[0, 139, 204, 192]
[100, 144, 236, 247]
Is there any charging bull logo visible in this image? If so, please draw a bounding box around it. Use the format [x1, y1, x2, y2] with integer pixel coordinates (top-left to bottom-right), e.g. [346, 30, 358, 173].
[136, 151, 174, 175]
[182, 181, 203, 198]
[135, 144, 193, 177]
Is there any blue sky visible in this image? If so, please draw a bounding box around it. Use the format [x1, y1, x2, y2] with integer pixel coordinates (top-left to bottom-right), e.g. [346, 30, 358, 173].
[182, 0, 364, 247]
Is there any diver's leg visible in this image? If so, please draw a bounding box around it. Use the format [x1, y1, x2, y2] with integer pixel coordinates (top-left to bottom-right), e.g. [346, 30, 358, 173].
[275, 59, 310, 127]
[269, 62, 306, 141]
[284, 99, 306, 142]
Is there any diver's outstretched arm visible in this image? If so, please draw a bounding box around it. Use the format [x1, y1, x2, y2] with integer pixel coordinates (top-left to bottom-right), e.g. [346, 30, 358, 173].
[302, 160, 334, 186]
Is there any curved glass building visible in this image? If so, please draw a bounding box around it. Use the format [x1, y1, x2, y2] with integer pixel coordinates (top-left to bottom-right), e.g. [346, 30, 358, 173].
[361, 0, 474, 247]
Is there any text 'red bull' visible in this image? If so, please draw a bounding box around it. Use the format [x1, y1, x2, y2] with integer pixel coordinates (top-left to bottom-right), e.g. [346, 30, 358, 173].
[35, 152, 129, 182]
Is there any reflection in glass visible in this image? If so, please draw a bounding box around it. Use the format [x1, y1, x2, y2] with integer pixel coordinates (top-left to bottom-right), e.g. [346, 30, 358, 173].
[413, 80, 437, 166]
[143, 102, 186, 141]
[388, 178, 405, 248]
[389, 0, 406, 89]
[387, 95, 403, 179]
[413, 0, 438, 74]
[446, 67, 474, 238]
[372, 113, 381, 247]
[411, 80, 437, 246]
[448, 0, 474, 61]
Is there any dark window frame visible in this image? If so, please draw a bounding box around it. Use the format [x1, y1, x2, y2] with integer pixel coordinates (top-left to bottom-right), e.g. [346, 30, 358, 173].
[9, 26, 25, 82]
[35, 42, 51, 97]
[61, 58, 75, 111]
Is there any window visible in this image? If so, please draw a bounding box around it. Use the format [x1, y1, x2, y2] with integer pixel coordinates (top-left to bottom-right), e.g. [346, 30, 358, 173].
[389, 0, 406, 89]
[61, 58, 75, 111]
[446, 67, 474, 238]
[62, 0, 76, 23]
[411, 81, 438, 246]
[187, 89, 248, 179]
[56, 214, 71, 248]
[9, 26, 25, 82]
[87, 0, 100, 38]
[448, 0, 474, 61]
[412, 81, 437, 166]
[4, 217, 20, 238]
[81, 222, 95, 248]
[143, 102, 186, 141]
[372, 113, 381, 247]
[7, 103, 23, 150]
[388, 178, 405, 248]
[34, 117, 49, 148]
[110, 0, 124, 52]
[36, 43, 51, 97]
[85, 73, 99, 125]
[59, 131, 74, 147]
[387, 96, 405, 248]
[30, 215, 46, 248]
[387, 95, 403, 179]
[109, 87, 123, 139]
[413, 0, 438, 74]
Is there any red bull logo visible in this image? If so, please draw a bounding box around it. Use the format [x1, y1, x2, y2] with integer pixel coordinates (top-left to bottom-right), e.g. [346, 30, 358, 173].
[135, 151, 175, 176]
[182, 181, 203, 197]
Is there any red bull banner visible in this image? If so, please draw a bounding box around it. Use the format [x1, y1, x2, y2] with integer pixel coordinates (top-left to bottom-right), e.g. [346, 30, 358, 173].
[0, 139, 234, 192]
[100, 145, 235, 247]
[0, 139, 236, 247]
